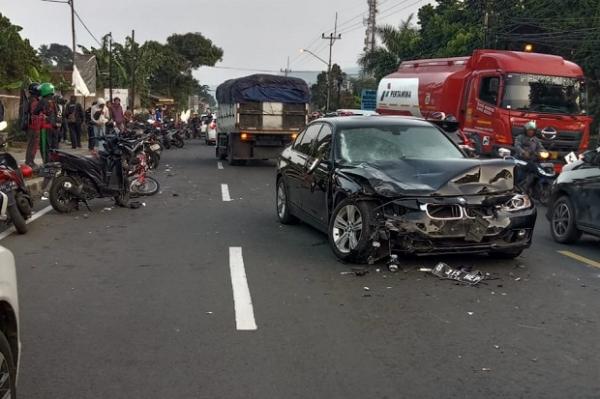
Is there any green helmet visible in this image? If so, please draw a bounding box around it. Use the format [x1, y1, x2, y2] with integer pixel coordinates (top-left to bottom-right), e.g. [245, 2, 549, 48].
[524, 120, 537, 131]
[38, 82, 55, 98]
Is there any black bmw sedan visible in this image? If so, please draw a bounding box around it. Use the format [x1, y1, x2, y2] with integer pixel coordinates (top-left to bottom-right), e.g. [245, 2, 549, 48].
[276, 117, 537, 264]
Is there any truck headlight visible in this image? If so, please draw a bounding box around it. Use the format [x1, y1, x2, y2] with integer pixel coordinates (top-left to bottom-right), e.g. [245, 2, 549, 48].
[502, 194, 532, 212]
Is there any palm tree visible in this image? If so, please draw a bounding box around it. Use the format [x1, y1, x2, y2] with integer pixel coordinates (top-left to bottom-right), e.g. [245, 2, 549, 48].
[359, 15, 421, 81]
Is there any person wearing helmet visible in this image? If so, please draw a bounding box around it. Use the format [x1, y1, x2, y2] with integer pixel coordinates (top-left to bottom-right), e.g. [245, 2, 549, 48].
[514, 120, 546, 194]
[515, 121, 545, 161]
[33, 83, 58, 163]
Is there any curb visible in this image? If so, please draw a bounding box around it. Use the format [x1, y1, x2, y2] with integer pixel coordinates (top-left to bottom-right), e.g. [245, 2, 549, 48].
[26, 177, 46, 197]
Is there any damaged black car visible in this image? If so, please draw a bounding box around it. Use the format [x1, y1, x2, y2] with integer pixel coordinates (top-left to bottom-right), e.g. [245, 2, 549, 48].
[276, 117, 537, 263]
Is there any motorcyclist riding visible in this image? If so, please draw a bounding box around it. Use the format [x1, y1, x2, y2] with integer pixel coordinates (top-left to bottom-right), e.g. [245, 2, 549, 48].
[514, 120, 546, 193]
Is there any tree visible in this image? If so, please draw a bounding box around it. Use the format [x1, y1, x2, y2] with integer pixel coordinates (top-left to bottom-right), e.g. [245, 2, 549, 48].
[310, 64, 354, 110]
[166, 33, 223, 69]
[359, 15, 421, 82]
[0, 13, 42, 88]
[38, 43, 73, 70]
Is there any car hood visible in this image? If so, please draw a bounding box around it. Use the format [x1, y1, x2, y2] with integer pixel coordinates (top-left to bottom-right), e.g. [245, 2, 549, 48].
[339, 158, 515, 197]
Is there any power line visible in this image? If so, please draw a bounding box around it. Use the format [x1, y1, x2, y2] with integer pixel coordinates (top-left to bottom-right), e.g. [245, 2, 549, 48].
[73, 9, 102, 46]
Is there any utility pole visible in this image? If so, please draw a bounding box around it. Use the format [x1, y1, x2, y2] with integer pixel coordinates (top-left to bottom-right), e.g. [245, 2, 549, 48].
[322, 12, 342, 112]
[69, 0, 76, 72]
[483, 0, 491, 48]
[108, 32, 113, 102]
[364, 0, 377, 54]
[280, 56, 292, 77]
[130, 29, 136, 111]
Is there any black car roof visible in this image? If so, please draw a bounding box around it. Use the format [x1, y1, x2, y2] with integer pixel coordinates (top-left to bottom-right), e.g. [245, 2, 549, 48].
[312, 115, 434, 129]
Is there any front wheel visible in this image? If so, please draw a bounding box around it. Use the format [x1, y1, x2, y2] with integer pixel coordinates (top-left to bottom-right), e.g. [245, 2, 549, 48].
[174, 137, 184, 148]
[130, 176, 160, 196]
[276, 178, 297, 224]
[49, 175, 79, 213]
[0, 330, 17, 399]
[551, 195, 582, 243]
[147, 151, 160, 170]
[7, 204, 27, 234]
[328, 199, 377, 264]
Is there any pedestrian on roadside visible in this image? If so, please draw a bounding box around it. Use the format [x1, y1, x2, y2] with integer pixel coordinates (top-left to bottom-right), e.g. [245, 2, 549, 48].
[91, 98, 110, 150]
[25, 84, 42, 167]
[111, 97, 125, 131]
[85, 101, 96, 151]
[57, 96, 68, 144]
[33, 83, 58, 163]
[65, 95, 84, 149]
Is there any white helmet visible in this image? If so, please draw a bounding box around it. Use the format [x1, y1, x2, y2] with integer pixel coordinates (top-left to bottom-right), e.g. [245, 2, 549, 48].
[97, 98, 106, 106]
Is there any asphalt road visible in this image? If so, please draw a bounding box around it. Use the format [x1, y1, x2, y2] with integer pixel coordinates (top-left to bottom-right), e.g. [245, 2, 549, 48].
[1, 141, 599, 398]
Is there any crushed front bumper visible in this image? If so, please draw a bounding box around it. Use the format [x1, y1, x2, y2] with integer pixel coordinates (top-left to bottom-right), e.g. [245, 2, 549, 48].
[377, 198, 537, 255]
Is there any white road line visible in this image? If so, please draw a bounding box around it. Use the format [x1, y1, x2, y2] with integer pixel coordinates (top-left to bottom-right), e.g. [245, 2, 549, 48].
[217, 162, 224, 170]
[0, 205, 53, 241]
[221, 184, 232, 202]
[228, 247, 257, 331]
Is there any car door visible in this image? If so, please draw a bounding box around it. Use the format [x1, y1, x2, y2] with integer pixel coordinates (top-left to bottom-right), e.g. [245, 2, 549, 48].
[301, 123, 333, 225]
[284, 124, 322, 208]
[570, 163, 600, 231]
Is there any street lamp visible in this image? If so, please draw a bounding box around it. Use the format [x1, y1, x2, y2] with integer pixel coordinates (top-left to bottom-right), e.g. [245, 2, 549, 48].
[300, 48, 331, 111]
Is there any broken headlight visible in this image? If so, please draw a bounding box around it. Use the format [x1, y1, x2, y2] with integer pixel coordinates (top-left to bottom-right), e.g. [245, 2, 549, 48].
[501, 194, 532, 212]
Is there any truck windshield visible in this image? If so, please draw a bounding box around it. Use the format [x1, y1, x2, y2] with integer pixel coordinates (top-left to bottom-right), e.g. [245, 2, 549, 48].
[501, 73, 586, 115]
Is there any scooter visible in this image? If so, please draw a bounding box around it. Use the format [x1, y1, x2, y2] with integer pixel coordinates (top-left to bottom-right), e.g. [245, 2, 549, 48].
[41, 135, 131, 212]
[0, 121, 34, 233]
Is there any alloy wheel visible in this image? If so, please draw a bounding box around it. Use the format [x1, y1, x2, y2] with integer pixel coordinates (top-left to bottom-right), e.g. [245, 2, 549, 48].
[332, 204, 363, 254]
[0, 352, 12, 399]
[552, 202, 571, 237]
[277, 182, 286, 219]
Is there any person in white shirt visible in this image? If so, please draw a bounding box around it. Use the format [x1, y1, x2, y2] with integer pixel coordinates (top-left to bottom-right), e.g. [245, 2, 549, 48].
[91, 98, 110, 149]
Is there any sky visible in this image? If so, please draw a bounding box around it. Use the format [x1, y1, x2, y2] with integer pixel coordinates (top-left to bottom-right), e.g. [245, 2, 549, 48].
[1, 0, 432, 89]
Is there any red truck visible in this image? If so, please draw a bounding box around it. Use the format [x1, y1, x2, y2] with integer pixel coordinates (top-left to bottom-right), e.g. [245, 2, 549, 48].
[377, 50, 592, 162]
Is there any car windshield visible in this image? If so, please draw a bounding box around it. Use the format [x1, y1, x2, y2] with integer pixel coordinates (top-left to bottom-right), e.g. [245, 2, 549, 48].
[336, 125, 464, 163]
[501, 73, 586, 115]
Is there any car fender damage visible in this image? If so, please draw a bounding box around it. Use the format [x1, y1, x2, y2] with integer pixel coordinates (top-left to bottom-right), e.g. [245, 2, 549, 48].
[332, 161, 536, 260]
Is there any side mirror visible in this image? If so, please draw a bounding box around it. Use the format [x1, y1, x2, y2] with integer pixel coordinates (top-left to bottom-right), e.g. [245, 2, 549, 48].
[307, 158, 321, 174]
[0, 121, 7, 132]
[498, 148, 512, 158]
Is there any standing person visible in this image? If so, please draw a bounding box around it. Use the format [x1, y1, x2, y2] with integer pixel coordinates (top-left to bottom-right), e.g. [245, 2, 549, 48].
[111, 97, 125, 131]
[24, 83, 41, 167]
[65, 96, 84, 149]
[56, 97, 68, 144]
[85, 101, 96, 151]
[91, 98, 110, 150]
[33, 83, 58, 163]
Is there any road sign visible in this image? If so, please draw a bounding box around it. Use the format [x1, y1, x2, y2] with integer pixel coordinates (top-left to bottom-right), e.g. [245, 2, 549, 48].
[361, 89, 377, 110]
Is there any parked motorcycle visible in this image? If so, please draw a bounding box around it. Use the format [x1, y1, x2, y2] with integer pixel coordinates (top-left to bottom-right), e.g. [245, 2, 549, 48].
[0, 121, 34, 233]
[41, 135, 131, 212]
[162, 120, 185, 149]
[120, 138, 160, 197]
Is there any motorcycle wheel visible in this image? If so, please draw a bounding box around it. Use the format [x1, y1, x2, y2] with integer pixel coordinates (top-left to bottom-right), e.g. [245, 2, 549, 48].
[535, 181, 552, 206]
[163, 139, 171, 150]
[7, 204, 27, 234]
[147, 151, 160, 170]
[174, 137, 184, 148]
[114, 190, 130, 208]
[130, 176, 160, 196]
[49, 176, 79, 213]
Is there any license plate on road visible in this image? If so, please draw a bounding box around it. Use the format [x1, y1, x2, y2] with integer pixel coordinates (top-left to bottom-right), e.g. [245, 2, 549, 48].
[150, 144, 160, 151]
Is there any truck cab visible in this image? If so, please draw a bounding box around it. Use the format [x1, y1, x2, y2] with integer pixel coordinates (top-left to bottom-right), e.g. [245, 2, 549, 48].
[377, 50, 592, 165]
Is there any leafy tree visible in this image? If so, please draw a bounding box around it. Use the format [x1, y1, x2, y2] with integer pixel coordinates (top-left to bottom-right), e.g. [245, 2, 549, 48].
[310, 64, 354, 110]
[0, 13, 42, 88]
[38, 43, 73, 70]
[166, 33, 223, 69]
